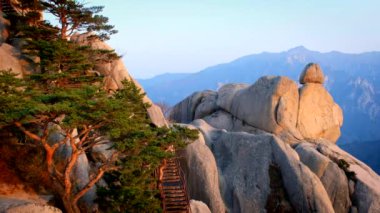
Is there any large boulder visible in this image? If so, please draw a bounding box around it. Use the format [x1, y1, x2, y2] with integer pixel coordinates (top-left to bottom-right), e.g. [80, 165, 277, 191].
[297, 83, 343, 142]
[316, 141, 380, 213]
[0, 43, 23, 77]
[47, 127, 95, 212]
[169, 91, 218, 123]
[230, 76, 300, 135]
[172, 64, 380, 213]
[270, 136, 334, 213]
[170, 64, 342, 143]
[189, 120, 334, 213]
[295, 143, 351, 213]
[299, 63, 324, 84]
[0, 197, 61, 213]
[91, 138, 114, 163]
[189, 200, 211, 213]
[194, 91, 218, 119]
[182, 123, 225, 213]
[203, 110, 269, 135]
[216, 83, 248, 112]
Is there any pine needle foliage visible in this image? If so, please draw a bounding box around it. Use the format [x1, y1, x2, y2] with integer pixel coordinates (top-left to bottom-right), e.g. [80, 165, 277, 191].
[1, 0, 198, 212]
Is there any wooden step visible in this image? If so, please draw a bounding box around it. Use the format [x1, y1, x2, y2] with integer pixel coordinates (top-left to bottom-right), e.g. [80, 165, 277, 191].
[163, 173, 179, 177]
[163, 179, 181, 183]
[163, 176, 180, 180]
[165, 193, 186, 198]
[163, 175, 180, 179]
[163, 192, 185, 196]
[163, 172, 180, 176]
[165, 205, 188, 210]
[164, 189, 184, 194]
[163, 170, 179, 174]
[166, 201, 188, 206]
[165, 197, 187, 201]
[162, 185, 182, 189]
[158, 158, 190, 212]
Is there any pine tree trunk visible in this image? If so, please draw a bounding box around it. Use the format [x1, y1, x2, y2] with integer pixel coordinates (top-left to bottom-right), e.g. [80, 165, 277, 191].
[62, 194, 80, 213]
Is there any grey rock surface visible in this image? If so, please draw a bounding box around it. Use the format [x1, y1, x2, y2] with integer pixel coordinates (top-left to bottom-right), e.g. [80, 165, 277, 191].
[189, 200, 212, 213]
[296, 143, 351, 213]
[216, 83, 248, 113]
[169, 91, 217, 123]
[0, 43, 24, 77]
[188, 121, 335, 213]
[230, 76, 299, 134]
[183, 125, 225, 213]
[194, 91, 219, 120]
[0, 197, 61, 213]
[91, 138, 114, 163]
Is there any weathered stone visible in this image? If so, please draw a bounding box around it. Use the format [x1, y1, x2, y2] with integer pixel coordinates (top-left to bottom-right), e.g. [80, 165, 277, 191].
[146, 104, 168, 127]
[3, 202, 61, 213]
[203, 110, 269, 135]
[0, 43, 23, 77]
[183, 127, 225, 213]
[194, 91, 218, 119]
[190, 120, 335, 213]
[320, 163, 351, 213]
[299, 63, 325, 84]
[91, 139, 114, 162]
[271, 137, 334, 213]
[169, 91, 217, 123]
[189, 200, 211, 213]
[295, 143, 330, 178]
[213, 132, 273, 212]
[71, 33, 168, 127]
[230, 76, 299, 134]
[297, 83, 343, 142]
[296, 143, 351, 213]
[74, 153, 96, 212]
[316, 141, 380, 213]
[46, 127, 95, 212]
[216, 83, 248, 112]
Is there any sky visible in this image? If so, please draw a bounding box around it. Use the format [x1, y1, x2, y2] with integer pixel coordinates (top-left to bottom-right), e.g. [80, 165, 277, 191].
[72, 0, 380, 78]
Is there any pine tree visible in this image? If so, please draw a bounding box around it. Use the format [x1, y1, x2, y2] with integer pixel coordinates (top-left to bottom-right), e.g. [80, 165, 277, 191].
[1, 1, 198, 212]
[41, 0, 117, 40]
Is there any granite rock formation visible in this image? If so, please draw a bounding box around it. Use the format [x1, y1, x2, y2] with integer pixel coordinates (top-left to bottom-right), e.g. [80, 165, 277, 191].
[171, 64, 380, 213]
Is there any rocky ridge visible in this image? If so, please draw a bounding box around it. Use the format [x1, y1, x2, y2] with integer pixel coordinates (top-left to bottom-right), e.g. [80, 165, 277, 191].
[1, 17, 171, 211]
[170, 64, 380, 213]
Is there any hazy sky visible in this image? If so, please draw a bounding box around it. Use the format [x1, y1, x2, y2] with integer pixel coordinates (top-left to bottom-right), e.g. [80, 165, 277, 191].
[80, 0, 380, 78]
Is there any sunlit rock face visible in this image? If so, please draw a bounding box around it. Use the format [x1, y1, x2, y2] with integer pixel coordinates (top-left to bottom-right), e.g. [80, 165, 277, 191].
[71, 33, 168, 127]
[170, 63, 342, 144]
[172, 64, 380, 212]
[297, 63, 343, 142]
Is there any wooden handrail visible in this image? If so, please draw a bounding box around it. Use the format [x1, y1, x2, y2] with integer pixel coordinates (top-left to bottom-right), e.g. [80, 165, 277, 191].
[157, 156, 191, 213]
[175, 157, 192, 213]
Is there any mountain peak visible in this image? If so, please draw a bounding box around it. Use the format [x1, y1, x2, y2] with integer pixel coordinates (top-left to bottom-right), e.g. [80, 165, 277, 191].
[287, 45, 309, 53]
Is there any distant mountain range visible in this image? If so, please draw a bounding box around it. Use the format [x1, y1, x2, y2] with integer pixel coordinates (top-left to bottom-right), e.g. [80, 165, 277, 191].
[138, 46, 380, 144]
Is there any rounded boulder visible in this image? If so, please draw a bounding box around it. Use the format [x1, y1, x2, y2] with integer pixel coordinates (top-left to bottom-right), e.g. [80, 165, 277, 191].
[299, 63, 325, 84]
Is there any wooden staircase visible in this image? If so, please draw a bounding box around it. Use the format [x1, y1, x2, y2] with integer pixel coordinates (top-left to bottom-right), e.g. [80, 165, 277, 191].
[159, 158, 191, 213]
